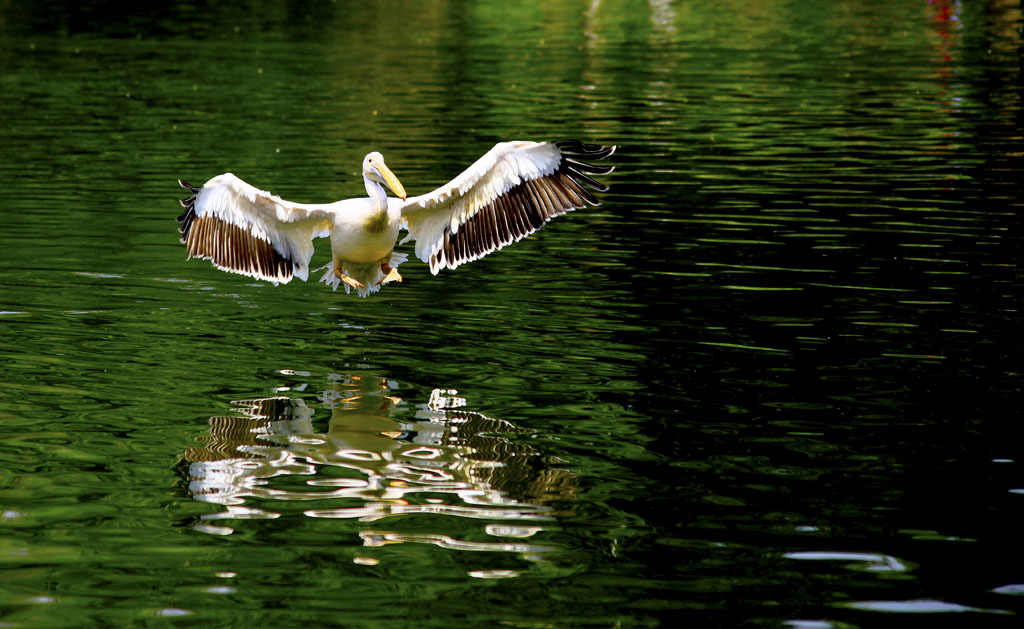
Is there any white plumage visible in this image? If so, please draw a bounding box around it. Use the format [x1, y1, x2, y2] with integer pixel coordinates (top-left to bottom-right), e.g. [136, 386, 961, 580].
[177, 140, 614, 297]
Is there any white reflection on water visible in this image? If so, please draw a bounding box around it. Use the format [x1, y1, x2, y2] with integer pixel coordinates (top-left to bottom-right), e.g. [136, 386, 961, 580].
[184, 373, 575, 561]
[359, 530, 558, 561]
[844, 599, 1009, 615]
[992, 584, 1024, 596]
[783, 550, 911, 573]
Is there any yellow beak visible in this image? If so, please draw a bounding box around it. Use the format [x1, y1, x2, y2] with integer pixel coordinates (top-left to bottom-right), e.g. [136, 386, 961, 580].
[374, 161, 406, 201]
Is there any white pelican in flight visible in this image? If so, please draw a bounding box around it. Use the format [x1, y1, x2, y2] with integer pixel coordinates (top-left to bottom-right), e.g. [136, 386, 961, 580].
[177, 140, 615, 297]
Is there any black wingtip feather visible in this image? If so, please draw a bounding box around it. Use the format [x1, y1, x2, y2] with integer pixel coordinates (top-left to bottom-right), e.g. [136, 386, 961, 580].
[555, 140, 615, 195]
[176, 179, 198, 239]
[564, 158, 615, 176]
[565, 165, 611, 193]
[556, 140, 616, 162]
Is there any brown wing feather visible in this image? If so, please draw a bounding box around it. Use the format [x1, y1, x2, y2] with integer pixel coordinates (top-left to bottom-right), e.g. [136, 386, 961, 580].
[177, 180, 295, 284]
[430, 141, 614, 273]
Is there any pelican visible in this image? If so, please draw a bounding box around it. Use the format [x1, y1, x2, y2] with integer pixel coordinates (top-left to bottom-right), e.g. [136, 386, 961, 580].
[176, 139, 615, 297]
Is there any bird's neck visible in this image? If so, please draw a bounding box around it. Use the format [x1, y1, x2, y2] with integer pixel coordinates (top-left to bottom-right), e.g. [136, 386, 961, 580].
[364, 176, 390, 233]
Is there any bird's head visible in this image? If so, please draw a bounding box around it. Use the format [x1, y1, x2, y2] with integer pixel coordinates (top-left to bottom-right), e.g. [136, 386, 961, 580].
[363, 152, 407, 201]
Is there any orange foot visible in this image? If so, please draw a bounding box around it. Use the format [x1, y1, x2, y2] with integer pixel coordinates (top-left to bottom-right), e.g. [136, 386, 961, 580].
[335, 268, 365, 289]
[379, 265, 403, 285]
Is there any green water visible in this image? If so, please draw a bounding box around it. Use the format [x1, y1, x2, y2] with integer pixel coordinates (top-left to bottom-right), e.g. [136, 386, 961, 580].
[3, 0, 1024, 626]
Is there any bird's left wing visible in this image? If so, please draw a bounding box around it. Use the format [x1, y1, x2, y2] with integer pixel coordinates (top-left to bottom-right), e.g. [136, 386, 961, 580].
[397, 140, 614, 275]
[177, 173, 334, 284]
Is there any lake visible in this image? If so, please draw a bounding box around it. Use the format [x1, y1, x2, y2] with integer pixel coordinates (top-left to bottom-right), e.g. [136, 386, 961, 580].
[2, 0, 1024, 626]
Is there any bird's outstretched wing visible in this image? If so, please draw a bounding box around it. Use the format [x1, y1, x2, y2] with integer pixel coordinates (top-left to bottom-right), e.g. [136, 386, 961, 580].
[177, 173, 334, 284]
[397, 140, 615, 275]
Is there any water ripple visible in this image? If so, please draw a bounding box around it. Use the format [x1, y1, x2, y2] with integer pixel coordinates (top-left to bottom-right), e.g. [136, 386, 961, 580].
[183, 374, 573, 567]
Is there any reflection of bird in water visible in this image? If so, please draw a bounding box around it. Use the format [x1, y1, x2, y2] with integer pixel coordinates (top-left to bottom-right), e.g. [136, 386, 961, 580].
[177, 141, 614, 296]
[183, 374, 576, 548]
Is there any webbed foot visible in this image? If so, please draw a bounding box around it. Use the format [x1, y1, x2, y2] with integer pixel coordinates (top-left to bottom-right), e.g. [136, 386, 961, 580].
[379, 264, 403, 285]
[336, 268, 365, 289]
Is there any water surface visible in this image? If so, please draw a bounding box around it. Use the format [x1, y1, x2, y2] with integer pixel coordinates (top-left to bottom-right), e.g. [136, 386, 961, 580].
[2, 1, 1024, 626]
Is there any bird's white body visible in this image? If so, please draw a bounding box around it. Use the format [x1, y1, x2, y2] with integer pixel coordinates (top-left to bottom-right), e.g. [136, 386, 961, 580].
[177, 140, 615, 297]
[328, 199, 402, 263]
[321, 198, 405, 293]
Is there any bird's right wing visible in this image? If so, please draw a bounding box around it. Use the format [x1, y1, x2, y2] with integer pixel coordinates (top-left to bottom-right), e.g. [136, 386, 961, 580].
[397, 140, 615, 275]
[177, 173, 334, 284]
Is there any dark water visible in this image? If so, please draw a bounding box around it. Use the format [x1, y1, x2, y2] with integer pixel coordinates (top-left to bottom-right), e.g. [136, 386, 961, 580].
[2, 0, 1024, 626]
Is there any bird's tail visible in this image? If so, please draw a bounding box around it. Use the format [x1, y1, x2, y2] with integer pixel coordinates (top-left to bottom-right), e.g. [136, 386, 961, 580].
[317, 251, 409, 297]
